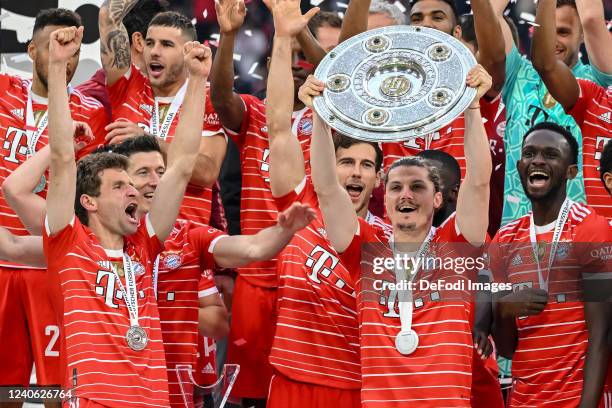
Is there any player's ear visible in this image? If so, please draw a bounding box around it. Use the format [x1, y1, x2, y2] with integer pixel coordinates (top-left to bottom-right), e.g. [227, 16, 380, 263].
[567, 164, 578, 180]
[604, 172, 612, 196]
[433, 191, 443, 210]
[27, 38, 36, 61]
[132, 32, 144, 54]
[80, 194, 97, 212]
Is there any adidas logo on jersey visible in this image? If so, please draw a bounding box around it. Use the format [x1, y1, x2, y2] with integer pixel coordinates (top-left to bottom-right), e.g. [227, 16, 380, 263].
[511, 254, 522, 266]
[10, 108, 24, 120]
[317, 227, 327, 238]
[202, 363, 215, 374]
[140, 103, 153, 115]
[599, 111, 611, 124]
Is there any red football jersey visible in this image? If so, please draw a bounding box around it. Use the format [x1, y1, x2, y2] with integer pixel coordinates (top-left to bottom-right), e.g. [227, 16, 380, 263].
[481, 96, 506, 236]
[0, 73, 106, 268]
[156, 220, 226, 408]
[194, 275, 220, 387]
[340, 214, 475, 407]
[490, 202, 610, 407]
[568, 80, 612, 218]
[43, 215, 168, 407]
[270, 179, 361, 389]
[107, 65, 225, 226]
[381, 115, 466, 177]
[225, 94, 313, 287]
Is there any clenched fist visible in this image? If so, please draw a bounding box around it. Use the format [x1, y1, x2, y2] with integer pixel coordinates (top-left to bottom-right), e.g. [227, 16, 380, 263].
[49, 26, 83, 64]
[183, 41, 212, 79]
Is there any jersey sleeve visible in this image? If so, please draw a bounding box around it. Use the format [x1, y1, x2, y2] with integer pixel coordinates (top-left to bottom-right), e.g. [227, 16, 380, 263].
[188, 226, 228, 271]
[202, 92, 226, 137]
[487, 233, 508, 284]
[273, 177, 318, 212]
[224, 94, 255, 147]
[107, 64, 145, 111]
[338, 218, 384, 284]
[567, 79, 600, 124]
[198, 272, 219, 298]
[501, 45, 527, 106]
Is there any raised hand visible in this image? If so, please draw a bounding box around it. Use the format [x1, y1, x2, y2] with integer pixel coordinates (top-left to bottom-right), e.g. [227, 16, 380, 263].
[277, 202, 316, 233]
[298, 75, 325, 109]
[263, 0, 319, 38]
[72, 121, 94, 152]
[215, 0, 247, 34]
[183, 41, 213, 79]
[498, 288, 549, 318]
[49, 26, 83, 65]
[465, 64, 492, 108]
[104, 119, 144, 145]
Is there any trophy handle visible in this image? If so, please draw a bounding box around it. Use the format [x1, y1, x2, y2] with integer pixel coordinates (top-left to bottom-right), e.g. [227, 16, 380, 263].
[175, 364, 240, 408]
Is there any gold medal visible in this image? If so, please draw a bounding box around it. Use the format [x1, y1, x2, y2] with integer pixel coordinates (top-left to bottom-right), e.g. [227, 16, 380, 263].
[542, 91, 557, 109]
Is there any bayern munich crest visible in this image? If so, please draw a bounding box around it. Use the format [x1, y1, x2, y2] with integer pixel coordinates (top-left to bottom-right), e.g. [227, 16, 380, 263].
[313, 25, 477, 142]
[163, 253, 182, 270]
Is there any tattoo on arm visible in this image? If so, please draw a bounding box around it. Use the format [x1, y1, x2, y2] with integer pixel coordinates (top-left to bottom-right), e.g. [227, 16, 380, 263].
[103, 0, 139, 25]
[105, 30, 131, 69]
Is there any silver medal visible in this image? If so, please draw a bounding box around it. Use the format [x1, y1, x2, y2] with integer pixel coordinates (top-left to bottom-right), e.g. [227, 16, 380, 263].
[395, 329, 419, 355]
[32, 175, 46, 194]
[126, 325, 148, 351]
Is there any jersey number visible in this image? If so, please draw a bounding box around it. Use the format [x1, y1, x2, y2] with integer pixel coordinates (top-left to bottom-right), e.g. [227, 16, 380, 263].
[44, 325, 60, 357]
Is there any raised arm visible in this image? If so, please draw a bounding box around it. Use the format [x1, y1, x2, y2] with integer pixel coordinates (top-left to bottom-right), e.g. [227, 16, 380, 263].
[456, 65, 492, 244]
[2, 147, 49, 235]
[295, 27, 327, 67]
[471, 0, 506, 96]
[0, 228, 45, 268]
[210, 0, 247, 132]
[531, 0, 580, 111]
[99, 0, 138, 86]
[264, 0, 318, 197]
[46, 27, 83, 235]
[212, 202, 315, 268]
[576, 0, 612, 74]
[338, 0, 372, 44]
[301, 77, 358, 253]
[149, 42, 212, 241]
[490, 0, 515, 55]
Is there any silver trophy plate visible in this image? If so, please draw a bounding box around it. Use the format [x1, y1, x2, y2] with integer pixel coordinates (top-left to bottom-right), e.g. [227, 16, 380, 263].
[313, 25, 477, 142]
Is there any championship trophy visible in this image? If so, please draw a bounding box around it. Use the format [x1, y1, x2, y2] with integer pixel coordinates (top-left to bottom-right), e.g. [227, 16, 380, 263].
[313, 25, 477, 142]
[176, 364, 240, 408]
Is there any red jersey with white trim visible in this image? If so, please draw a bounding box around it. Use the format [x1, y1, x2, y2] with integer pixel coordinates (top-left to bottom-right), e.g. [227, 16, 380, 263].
[489, 202, 610, 407]
[225, 94, 313, 287]
[0, 73, 106, 268]
[42, 215, 168, 408]
[156, 219, 226, 408]
[107, 65, 225, 226]
[194, 275, 220, 387]
[340, 214, 476, 407]
[270, 179, 361, 389]
[568, 80, 612, 218]
[382, 116, 466, 177]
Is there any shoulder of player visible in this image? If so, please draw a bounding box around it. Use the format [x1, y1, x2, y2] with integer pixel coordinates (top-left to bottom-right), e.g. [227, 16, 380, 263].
[69, 88, 104, 110]
[494, 215, 530, 242]
[568, 202, 609, 232]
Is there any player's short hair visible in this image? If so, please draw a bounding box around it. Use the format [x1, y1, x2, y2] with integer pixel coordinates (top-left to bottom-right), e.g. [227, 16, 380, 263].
[333, 133, 383, 172]
[417, 149, 460, 187]
[33, 8, 82, 35]
[75, 153, 129, 225]
[111, 135, 162, 158]
[556, 0, 577, 10]
[384, 156, 441, 192]
[409, 0, 458, 26]
[148, 11, 197, 41]
[370, 0, 407, 25]
[123, 0, 169, 45]
[308, 11, 343, 38]
[522, 121, 579, 165]
[600, 139, 612, 191]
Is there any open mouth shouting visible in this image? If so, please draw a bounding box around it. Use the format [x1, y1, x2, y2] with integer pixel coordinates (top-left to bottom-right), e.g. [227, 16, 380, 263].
[527, 169, 551, 189]
[345, 182, 364, 201]
[396, 202, 417, 214]
[148, 61, 165, 79]
[125, 202, 139, 225]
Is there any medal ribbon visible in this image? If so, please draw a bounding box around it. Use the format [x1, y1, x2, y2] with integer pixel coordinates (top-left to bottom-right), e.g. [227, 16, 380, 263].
[25, 83, 73, 158]
[392, 227, 436, 335]
[110, 253, 139, 327]
[150, 80, 188, 140]
[152, 255, 160, 300]
[528, 198, 572, 291]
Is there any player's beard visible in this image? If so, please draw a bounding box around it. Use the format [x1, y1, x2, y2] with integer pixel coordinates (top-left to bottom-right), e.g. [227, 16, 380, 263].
[34, 59, 49, 92]
[154, 62, 185, 92]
